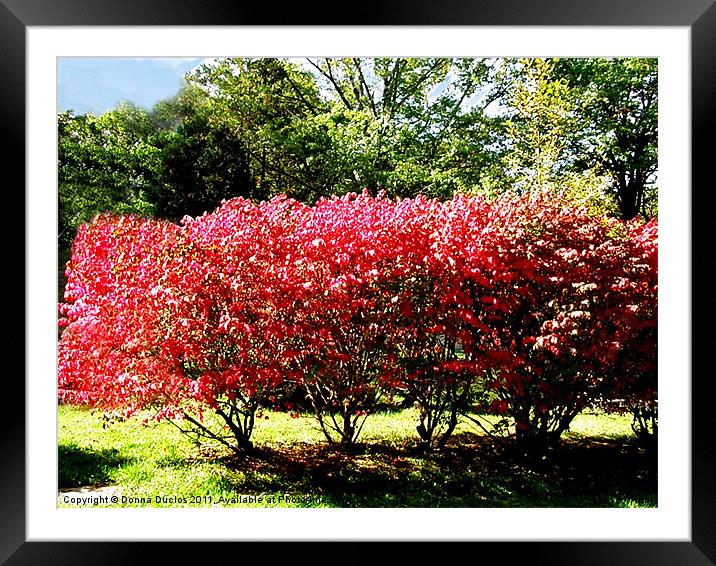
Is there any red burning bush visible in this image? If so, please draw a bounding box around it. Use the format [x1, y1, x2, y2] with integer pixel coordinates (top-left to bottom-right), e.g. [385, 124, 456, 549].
[58, 190, 657, 454]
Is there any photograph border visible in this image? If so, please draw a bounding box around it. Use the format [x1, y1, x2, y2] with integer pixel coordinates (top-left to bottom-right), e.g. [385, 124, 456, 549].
[8, 0, 713, 563]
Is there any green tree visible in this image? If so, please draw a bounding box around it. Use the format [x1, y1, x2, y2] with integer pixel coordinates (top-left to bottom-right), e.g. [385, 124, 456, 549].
[189, 57, 500, 202]
[189, 58, 327, 202]
[487, 59, 610, 211]
[499, 58, 580, 193]
[556, 58, 658, 220]
[58, 103, 160, 249]
[148, 84, 255, 221]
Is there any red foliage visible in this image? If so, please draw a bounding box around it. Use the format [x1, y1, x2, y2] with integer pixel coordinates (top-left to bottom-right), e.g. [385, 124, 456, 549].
[58, 190, 657, 450]
[460, 193, 658, 446]
[58, 214, 183, 418]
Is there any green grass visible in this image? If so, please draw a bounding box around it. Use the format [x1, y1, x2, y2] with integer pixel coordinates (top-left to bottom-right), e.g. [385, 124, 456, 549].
[58, 404, 656, 508]
[567, 410, 637, 440]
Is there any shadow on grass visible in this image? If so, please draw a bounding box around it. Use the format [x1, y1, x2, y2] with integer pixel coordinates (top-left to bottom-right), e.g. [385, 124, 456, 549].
[216, 433, 657, 508]
[58, 442, 133, 489]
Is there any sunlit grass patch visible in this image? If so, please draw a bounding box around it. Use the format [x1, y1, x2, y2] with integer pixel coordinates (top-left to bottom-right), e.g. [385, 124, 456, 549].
[58, 404, 655, 509]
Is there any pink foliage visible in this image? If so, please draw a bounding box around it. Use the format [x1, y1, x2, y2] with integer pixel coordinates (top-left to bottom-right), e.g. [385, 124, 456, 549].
[58, 190, 657, 448]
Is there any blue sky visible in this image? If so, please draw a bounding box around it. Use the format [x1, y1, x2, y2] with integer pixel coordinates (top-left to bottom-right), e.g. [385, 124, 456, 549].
[57, 58, 205, 115]
[58, 57, 502, 117]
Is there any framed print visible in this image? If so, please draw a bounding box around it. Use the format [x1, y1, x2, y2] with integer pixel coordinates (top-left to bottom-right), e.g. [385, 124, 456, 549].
[8, 0, 714, 564]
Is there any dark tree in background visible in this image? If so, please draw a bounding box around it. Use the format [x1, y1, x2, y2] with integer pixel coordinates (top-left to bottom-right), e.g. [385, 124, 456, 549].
[556, 58, 658, 220]
[58, 85, 256, 250]
[149, 85, 255, 221]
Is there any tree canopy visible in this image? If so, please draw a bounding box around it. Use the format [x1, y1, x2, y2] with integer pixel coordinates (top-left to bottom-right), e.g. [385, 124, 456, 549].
[57, 56, 658, 250]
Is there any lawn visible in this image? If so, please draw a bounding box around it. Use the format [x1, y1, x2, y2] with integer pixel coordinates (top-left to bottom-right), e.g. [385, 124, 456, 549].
[58, 404, 656, 508]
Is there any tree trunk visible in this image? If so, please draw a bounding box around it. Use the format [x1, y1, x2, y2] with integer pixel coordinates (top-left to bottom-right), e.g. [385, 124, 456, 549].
[341, 410, 355, 445]
[617, 177, 644, 221]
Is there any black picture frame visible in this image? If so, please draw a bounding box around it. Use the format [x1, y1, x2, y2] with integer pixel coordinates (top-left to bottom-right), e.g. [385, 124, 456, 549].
[8, 0, 713, 564]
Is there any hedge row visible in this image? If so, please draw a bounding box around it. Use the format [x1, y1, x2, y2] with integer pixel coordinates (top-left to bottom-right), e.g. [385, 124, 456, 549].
[58, 190, 657, 452]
